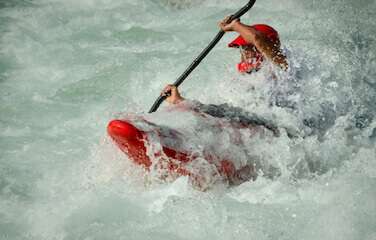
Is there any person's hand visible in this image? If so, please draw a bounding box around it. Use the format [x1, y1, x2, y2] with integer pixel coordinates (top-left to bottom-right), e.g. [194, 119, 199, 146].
[161, 84, 184, 104]
[218, 16, 240, 32]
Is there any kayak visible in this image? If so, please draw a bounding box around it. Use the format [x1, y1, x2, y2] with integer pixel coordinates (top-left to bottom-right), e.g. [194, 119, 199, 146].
[107, 118, 255, 188]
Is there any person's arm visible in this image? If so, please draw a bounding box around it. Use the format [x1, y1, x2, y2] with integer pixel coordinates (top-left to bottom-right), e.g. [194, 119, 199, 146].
[219, 18, 288, 70]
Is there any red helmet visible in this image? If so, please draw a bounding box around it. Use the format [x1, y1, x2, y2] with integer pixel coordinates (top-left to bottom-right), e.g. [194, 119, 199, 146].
[228, 24, 279, 48]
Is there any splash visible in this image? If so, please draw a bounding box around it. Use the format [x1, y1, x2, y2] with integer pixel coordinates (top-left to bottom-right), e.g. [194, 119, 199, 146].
[0, 0, 375, 239]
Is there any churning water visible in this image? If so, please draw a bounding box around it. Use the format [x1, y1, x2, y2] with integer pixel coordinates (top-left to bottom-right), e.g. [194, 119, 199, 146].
[1, 0, 375, 239]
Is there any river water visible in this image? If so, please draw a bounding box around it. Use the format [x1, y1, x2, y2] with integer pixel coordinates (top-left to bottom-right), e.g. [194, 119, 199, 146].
[1, 0, 375, 239]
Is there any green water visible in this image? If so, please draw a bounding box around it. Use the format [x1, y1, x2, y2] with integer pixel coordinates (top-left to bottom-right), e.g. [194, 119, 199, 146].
[0, 0, 375, 239]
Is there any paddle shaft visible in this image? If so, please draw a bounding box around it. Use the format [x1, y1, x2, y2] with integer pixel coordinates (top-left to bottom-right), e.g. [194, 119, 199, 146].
[148, 0, 256, 113]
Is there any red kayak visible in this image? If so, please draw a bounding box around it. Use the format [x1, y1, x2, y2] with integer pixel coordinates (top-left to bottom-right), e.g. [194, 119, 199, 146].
[107, 119, 255, 187]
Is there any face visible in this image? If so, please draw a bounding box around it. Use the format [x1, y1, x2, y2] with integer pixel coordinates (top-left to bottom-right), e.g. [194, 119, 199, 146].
[239, 45, 259, 62]
[237, 45, 264, 73]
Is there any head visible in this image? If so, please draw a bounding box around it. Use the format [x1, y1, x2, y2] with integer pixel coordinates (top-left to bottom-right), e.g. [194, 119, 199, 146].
[228, 24, 279, 74]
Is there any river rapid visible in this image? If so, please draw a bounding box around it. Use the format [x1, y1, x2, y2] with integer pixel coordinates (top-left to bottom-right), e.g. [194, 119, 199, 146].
[1, 0, 375, 239]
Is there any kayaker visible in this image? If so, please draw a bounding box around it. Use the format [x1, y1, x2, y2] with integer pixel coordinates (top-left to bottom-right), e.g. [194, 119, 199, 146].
[156, 17, 290, 111]
[161, 18, 290, 107]
[160, 18, 288, 100]
[219, 17, 288, 73]
[160, 18, 293, 135]
[155, 20, 294, 185]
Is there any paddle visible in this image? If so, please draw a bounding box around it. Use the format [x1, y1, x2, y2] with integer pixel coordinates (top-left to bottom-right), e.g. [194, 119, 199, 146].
[148, 0, 257, 113]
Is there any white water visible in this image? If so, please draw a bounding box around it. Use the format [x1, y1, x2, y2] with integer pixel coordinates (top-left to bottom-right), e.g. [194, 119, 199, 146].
[1, 0, 375, 239]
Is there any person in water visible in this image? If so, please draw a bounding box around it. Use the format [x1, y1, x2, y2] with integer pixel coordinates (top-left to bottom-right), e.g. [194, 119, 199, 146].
[163, 17, 288, 105]
[149, 19, 291, 187]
